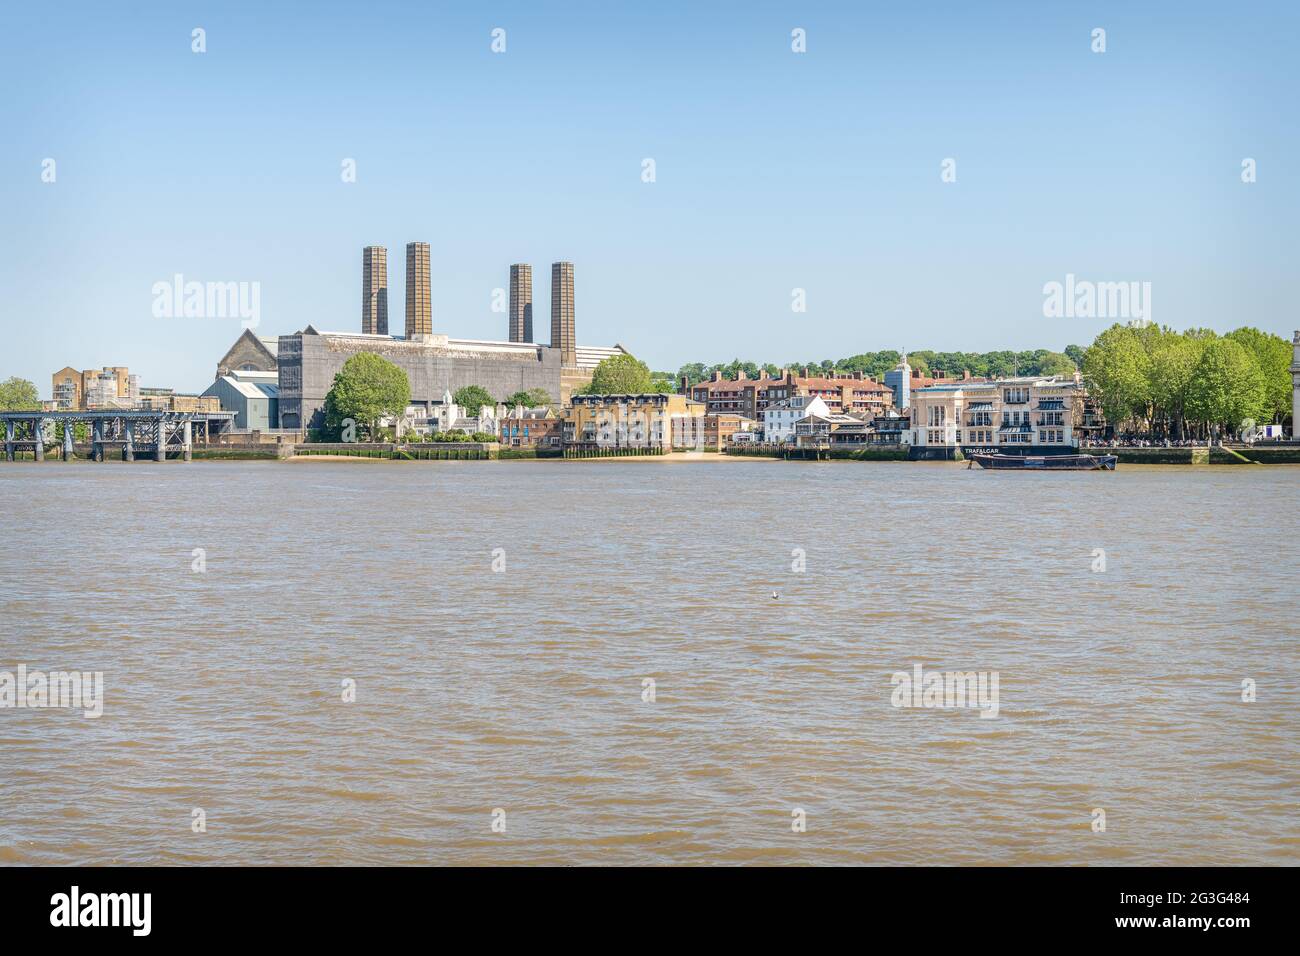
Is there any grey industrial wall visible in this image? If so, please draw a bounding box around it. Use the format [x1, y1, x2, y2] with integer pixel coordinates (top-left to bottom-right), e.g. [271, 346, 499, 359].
[276, 333, 563, 430]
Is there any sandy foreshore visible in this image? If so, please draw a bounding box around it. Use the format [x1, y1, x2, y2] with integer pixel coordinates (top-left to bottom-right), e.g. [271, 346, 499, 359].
[564, 451, 775, 463]
[284, 454, 391, 462]
[283, 451, 775, 463]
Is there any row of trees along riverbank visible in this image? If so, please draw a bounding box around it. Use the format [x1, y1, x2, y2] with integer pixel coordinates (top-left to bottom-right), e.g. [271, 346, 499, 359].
[1082, 324, 1291, 440]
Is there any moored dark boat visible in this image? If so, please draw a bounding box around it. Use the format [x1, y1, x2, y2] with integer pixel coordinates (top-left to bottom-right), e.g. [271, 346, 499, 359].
[969, 452, 1117, 471]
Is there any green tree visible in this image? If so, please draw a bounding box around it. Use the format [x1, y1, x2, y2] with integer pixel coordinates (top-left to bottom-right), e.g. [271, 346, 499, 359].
[1082, 324, 1152, 430]
[675, 363, 707, 386]
[585, 353, 654, 394]
[0, 377, 40, 410]
[502, 387, 553, 409]
[983, 351, 1016, 378]
[1063, 344, 1087, 368]
[1036, 351, 1077, 377]
[453, 385, 495, 416]
[1146, 329, 1201, 438]
[54, 421, 90, 443]
[323, 353, 411, 439]
[1186, 338, 1266, 438]
[1226, 327, 1291, 423]
[432, 429, 471, 443]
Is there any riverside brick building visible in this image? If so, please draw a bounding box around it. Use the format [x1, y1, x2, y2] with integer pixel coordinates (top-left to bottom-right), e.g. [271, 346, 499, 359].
[499, 406, 561, 448]
[687, 368, 894, 423]
[703, 413, 758, 449]
[564, 393, 706, 451]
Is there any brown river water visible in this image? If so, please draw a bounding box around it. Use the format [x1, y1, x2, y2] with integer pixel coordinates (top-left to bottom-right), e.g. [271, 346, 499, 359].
[1, 458, 1296, 865]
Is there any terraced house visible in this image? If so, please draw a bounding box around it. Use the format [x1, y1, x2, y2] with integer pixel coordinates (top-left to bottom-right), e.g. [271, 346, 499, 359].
[688, 368, 894, 423]
[499, 405, 561, 449]
[564, 393, 706, 452]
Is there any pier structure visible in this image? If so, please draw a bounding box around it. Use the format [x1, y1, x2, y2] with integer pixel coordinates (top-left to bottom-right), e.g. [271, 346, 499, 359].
[0, 410, 233, 462]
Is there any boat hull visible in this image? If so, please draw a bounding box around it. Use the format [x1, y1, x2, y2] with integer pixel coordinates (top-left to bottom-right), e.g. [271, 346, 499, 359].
[970, 453, 1117, 471]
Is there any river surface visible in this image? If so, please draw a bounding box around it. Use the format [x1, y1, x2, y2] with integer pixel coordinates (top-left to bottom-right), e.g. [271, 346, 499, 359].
[1, 458, 1296, 865]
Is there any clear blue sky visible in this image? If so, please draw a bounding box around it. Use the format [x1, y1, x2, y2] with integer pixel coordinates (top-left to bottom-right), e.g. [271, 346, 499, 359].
[2, 1, 1295, 394]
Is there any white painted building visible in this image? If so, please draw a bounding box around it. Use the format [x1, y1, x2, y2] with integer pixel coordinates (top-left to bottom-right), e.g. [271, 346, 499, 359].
[763, 395, 829, 443]
[909, 376, 1086, 450]
[397, 389, 501, 439]
[1291, 331, 1299, 439]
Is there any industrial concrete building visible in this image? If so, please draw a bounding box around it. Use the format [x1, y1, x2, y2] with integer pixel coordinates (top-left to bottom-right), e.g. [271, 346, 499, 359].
[509, 263, 533, 343]
[405, 242, 432, 339]
[362, 246, 388, 336]
[275, 326, 625, 431]
[550, 261, 576, 366]
[216, 249, 627, 433]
